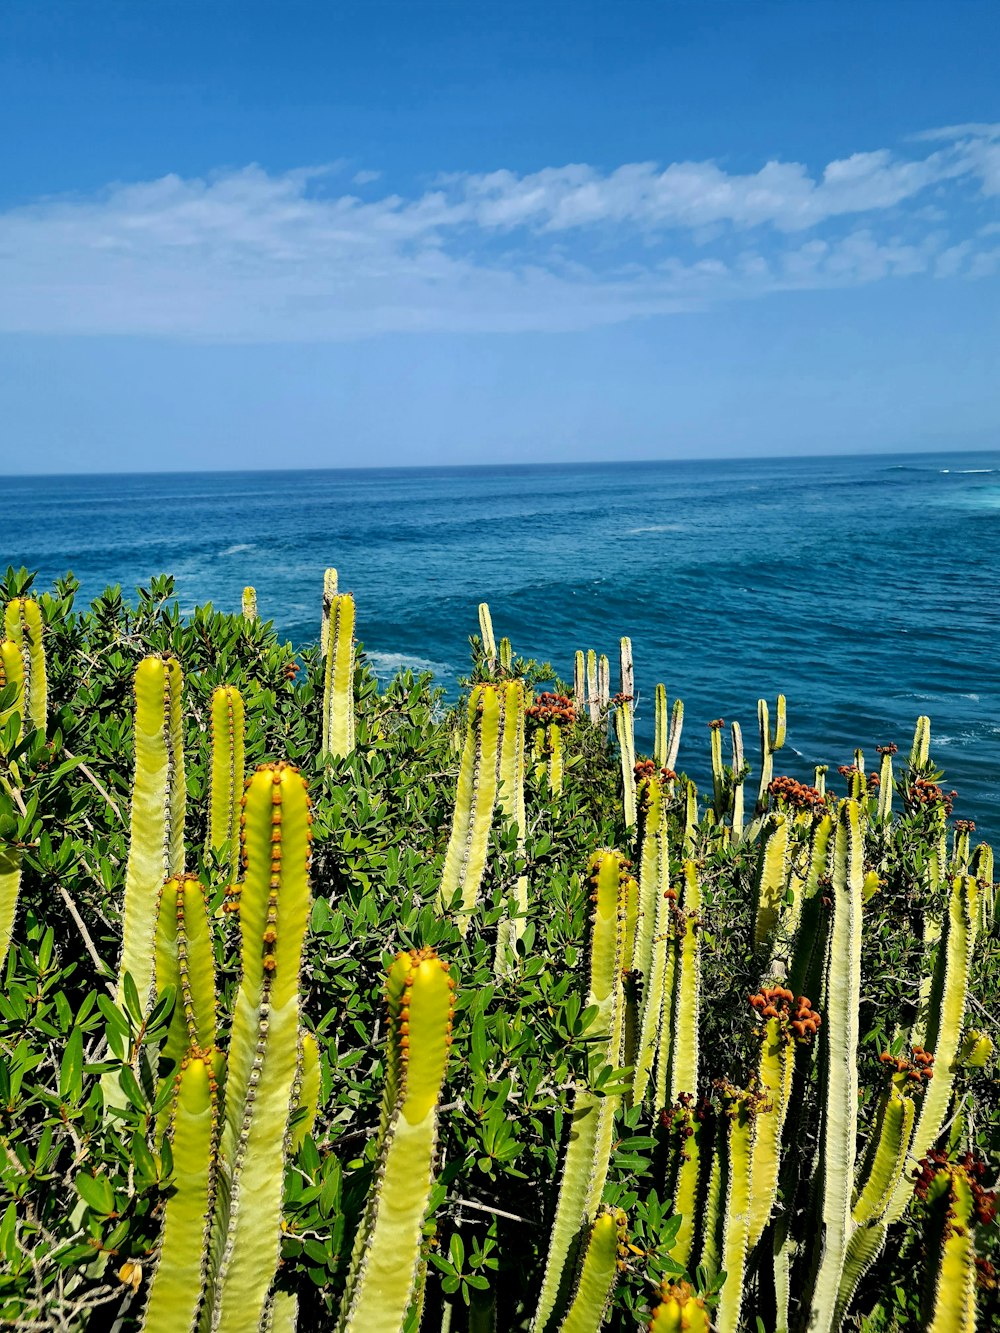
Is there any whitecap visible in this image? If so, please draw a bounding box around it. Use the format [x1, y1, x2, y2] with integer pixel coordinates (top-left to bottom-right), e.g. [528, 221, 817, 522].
[367, 651, 450, 678]
[221, 543, 256, 555]
[627, 524, 686, 534]
[960, 693, 981, 701]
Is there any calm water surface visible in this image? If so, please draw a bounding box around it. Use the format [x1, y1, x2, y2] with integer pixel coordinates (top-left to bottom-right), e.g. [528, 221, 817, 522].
[7, 452, 999, 839]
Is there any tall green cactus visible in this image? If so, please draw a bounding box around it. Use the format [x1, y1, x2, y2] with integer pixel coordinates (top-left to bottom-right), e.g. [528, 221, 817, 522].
[653, 683, 683, 772]
[208, 686, 245, 871]
[242, 587, 258, 621]
[478, 602, 497, 670]
[321, 592, 356, 757]
[337, 949, 456, 1333]
[209, 762, 312, 1333]
[920, 1160, 980, 1332]
[730, 721, 746, 839]
[615, 638, 637, 829]
[755, 694, 786, 811]
[320, 567, 339, 656]
[0, 640, 25, 973]
[4, 598, 46, 735]
[117, 656, 186, 1016]
[573, 651, 585, 712]
[586, 650, 599, 724]
[436, 684, 501, 933]
[631, 776, 671, 1104]
[648, 1281, 710, 1332]
[495, 680, 529, 967]
[0, 639, 26, 737]
[555, 1209, 627, 1333]
[155, 874, 217, 1073]
[141, 1053, 218, 1333]
[597, 655, 610, 711]
[712, 1084, 757, 1333]
[533, 851, 629, 1333]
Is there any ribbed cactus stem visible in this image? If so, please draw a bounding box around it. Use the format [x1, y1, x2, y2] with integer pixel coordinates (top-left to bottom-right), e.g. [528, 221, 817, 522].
[615, 701, 637, 830]
[209, 763, 312, 1333]
[289, 1030, 321, 1155]
[532, 851, 628, 1333]
[710, 722, 725, 815]
[4, 598, 46, 735]
[573, 651, 585, 711]
[586, 650, 599, 724]
[208, 686, 245, 869]
[755, 694, 786, 810]
[910, 714, 931, 766]
[804, 799, 863, 1333]
[499, 636, 513, 671]
[321, 592, 356, 757]
[242, 587, 257, 621]
[876, 750, 894, 820]
[141, 1053, 218, 1333]
[320, 567, 339, 656]
[547, 724, 564, 795]
[555, 1210, 627, 1333]
[155, 874, 217, 1073]
[117, 656, 186, 1016]
[925, 1167, 978, 1332]
[337, 949, 456, 1333]
[746, 1017, 795, 1252]
[631, 777, 670, 1104]
[731, 721, 745, 839]
[478, 602, 497, 669]
[0, 639, 26, 738]
[0, 843, 22, 976]
[752, 815, 790, 953]
[668, 860, 701, 1105]
[435, 684, 501, 933]
[850, 1085, 915, 1227]
[682, 781, 697, 855]
[714, 1087, 756, 1333]
[597, 655, 610, 709]
[647, 1281, 710, 1332]
[664, 1099, 703, 1268]
[495, 681, 529, 968]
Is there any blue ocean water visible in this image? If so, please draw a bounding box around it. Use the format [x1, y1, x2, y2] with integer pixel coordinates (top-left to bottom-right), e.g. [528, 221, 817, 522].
[7, 452, 1000, 840]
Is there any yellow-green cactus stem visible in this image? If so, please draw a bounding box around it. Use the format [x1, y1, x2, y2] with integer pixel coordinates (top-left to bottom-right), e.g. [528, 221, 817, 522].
[755, 694, 787, 811]
[262, 1292, 299, 1333]
[320, 567, 339, 656]
[337, 949, 456, 1333]
[321, 592, 356, 757]
[731, 721, 745, 839]
[208, 686, 245, 870]
[546, 723, 564, 795]
[925, 1166, 978, 1333]
[959, 1028, 993, 1068]
[615, 639, 637, 828]
[0, 639, 26, 737]
[667, 860, 701, 1106]
[242, 586, 258, 621]
[747, 1016, 795, 1252]
[850, 1086, 915, 1227]
[495, 681, 529, 968]
[155, 874, 217, 1074]
[4, 598, 46, 735]
[209, 763, 312, 1333]
[478, 602, 497, 670]
[499, 636, 513, 671]
[597, 654, 610, 710]
[573, 651, 585, 712]
[682, 781, 698, 855]
[290, 1030, 321, 1154]
[713, 1086, 756, 1333]
[803, 800, 863, 1333]
[647, 1280, 710, 1333]
[664, 1097, 703, 1268]
[117, 656, 186, 1016]
[709, 720, 726, 816]
[654, 886, 680, 1116]
[141, 1053, 218, 1333]
[910, 713, 931, 766]
[631, 777, 671, 1104]
[532, 851, 628, 1333]
[586, 650, 599, 723]
[436, 684, 501, 933]
[787, 812, 834, 999]
[653, 686, 684, 772]
[0, 843, 22, 975]
[876, 747, 894, 821]
[556, 1209, 627, 1333]
[971, 842, 994, 933]
[752, 814, 790, 953]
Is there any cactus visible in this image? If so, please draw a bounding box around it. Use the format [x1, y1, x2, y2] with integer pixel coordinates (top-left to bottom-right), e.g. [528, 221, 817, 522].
[141, 1053, 218, 1333]
[652, 684, 683, 773]
[337, 949, 456, 1333]
[321, 592, 356, 757]
[290, 1030, 321, 1155]
[4, 598, 46, 735]
[116, 656, 186, 1017]
[495, 680, 529, 967]
[752, 814, 790, 953]
[802, 800, 864, 1333]
[597, 655, 610, 710]
[532, 851, 629, 1333]
[918, 1158, 985, 1332]
[499, 636, 513, 671]
[479, 602, 497, 670]
[573, 651, 585, 711]
[0, 843, 22, 976]
[242, 586, 258, 621]
[586, 650, 599, 724]
[631, 776, 671, 1104]
[0, 639, 26, 737]
[667, 860, 701, 1105]
[209, 762, 312, 1333]
[555, 1209, 627, 1333]
[614, 639, 637, 828]
[730, 721, 745, 839]
[647, 1281, 710, 1332]
[755, 694, 786, 812]
[712, 1085, 757, 1333]
[320, 567, 339, 656]
[436, 684, 501, 933]
[155, 874, 217, 1075]
[208, 686, 245, 871]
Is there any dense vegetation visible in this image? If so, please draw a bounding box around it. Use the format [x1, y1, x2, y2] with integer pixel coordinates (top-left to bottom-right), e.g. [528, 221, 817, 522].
[0, 566, 996, 1332]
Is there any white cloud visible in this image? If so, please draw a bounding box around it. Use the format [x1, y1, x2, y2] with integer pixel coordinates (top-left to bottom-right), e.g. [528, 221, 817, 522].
[0, 126, 997, 341]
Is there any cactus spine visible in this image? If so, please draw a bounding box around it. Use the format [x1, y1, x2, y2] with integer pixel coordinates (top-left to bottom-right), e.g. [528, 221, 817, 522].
[209, 763, 312, 1333]
[117, 656, 186, 1015]
[208, 687, 245, 870]
[436, 684, 501, 931]
[141, 1054, 218, 1333]
[555, 1209, 627, 1333]
[321, 593, 356, 757]
[532, 851, 628, 1333]
[337, 949, 456, 1333]
[4, 598, 46, 734]
[320, 567, 338, 656]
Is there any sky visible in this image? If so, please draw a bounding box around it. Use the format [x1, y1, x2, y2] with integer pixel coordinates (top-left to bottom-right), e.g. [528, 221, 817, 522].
[1, 0, 999, 471]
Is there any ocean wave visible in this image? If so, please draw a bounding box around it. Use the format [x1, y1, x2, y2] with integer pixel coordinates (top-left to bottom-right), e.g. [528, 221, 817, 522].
[627, 524, 687, 534]
[367, 651, 451, 678]
[220, 543, 256, 555]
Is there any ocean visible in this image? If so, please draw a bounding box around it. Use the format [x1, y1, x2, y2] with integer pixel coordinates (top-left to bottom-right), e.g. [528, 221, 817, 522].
[7, 451, 1000, 840]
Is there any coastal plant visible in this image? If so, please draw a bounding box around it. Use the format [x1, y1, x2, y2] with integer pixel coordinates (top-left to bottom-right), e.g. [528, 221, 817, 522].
[208, 685, 246, 874]
[321, 592, 356, 757]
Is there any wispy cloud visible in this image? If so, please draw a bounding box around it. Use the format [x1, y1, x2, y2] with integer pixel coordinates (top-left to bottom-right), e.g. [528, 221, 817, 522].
[1, 125, 998, 341]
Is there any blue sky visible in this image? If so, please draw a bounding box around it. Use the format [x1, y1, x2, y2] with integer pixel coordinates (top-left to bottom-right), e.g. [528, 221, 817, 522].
[1, 0, 998, 471]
